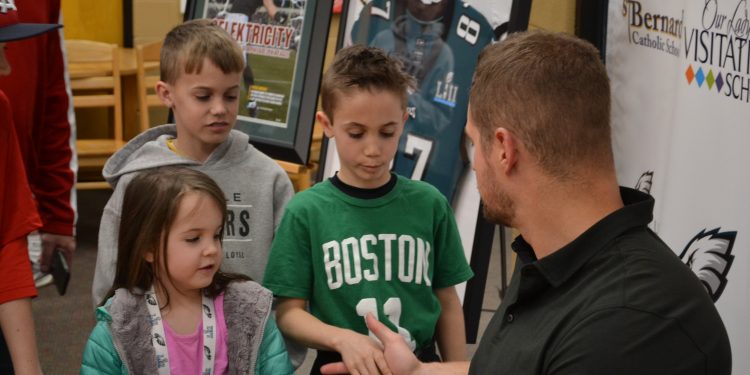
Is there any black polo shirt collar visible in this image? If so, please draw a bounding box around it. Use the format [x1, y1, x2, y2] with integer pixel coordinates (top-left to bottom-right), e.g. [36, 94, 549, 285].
[511, 187, 654, 289]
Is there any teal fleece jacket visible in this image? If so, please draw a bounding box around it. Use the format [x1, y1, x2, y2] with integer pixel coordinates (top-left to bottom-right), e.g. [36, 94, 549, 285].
[80, 281, 293, 375]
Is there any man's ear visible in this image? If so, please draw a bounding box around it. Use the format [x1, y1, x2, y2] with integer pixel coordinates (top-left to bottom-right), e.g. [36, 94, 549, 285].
[317, 111, 334, 138]
[155, 81, 173, 108]
[494, 127, 518, 174]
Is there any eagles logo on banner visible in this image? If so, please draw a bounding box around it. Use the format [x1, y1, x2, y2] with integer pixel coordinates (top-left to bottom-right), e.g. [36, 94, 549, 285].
[601, 0, 750, 371]
[635, 171, 653, 194]
[680, 228, 736, 302]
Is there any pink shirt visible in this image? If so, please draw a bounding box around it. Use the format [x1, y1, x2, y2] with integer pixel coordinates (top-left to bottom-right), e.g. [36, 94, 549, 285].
[163, 293, 229, 375]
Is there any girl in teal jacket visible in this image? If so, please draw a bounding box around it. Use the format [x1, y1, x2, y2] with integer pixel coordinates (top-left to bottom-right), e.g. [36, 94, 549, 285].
[80, 167, 293, 374]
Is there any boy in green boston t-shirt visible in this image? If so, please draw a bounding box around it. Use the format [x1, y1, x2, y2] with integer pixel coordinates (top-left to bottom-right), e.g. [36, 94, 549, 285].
[263, 45, 474, 374]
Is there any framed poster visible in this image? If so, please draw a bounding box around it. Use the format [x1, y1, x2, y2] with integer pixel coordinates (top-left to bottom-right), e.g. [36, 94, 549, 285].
[320, 0, 531, 342]
[185, 0, 332, 164]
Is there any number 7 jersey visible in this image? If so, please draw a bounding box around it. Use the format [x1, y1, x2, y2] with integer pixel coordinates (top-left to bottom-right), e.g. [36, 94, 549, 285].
[263, 176, 474, 350]
[350, 0, 495, 201]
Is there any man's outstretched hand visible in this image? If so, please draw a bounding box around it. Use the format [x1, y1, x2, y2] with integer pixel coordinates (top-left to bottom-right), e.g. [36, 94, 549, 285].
[321, 313, 421, 375]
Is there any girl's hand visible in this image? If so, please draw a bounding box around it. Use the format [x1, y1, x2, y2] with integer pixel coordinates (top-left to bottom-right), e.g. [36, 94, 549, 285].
[332, 329, 391, 375]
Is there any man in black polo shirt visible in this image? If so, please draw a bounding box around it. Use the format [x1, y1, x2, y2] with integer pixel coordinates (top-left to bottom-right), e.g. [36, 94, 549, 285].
[321, 30, 732, 375]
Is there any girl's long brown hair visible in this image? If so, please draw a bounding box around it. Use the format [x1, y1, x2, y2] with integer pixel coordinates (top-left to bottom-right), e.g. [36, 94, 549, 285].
[100, 166, 248, 307]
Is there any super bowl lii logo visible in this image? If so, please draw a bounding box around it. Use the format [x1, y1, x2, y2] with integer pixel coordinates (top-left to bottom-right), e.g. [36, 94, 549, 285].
[684, 0, 750, 103]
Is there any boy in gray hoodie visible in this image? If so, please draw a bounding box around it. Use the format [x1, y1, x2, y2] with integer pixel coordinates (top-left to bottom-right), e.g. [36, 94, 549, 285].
[92, 19, 293, 320]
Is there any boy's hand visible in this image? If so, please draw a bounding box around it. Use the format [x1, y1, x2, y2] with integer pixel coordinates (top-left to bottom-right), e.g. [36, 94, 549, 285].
[322, 314, 420, 375]
[332, 327, 391, 375]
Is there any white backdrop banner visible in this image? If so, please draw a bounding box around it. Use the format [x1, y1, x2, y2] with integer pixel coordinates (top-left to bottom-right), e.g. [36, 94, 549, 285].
[607, 0, 749, 372]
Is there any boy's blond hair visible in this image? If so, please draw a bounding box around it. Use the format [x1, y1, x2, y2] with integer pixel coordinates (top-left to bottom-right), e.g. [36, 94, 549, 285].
[160, 19, 245, 84]
[320, 44, 415, 122]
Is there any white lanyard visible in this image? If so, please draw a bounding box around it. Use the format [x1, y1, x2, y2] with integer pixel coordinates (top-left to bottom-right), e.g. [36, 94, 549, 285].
[145, 286, 217, 375]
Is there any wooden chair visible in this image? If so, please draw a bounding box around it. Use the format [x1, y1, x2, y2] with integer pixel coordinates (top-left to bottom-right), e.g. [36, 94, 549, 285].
[135, 40, 164, 133]
[276, 160, 312, 191]
[66, 39, 123, 189]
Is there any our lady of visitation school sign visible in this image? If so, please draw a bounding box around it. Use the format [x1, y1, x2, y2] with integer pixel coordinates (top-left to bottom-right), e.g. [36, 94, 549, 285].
[601, 0, 749, 372]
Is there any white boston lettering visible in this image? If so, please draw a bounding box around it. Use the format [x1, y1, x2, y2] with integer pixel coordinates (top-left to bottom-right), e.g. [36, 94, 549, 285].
[379, 233, 396, 281]
[323, 240, 343, 289]
[322, 234, 432, 290]
[342, 237, 362, 285]
[360, 234, 379, 281]
[421, 240, 431, 286]
[415, 238, 424, 284]
[398, 235, 415, 283]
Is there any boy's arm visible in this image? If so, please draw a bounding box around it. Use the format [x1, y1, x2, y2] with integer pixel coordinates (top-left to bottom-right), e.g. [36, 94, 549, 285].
[434, 286, 467, 362]
[275, 297, 391, 375]
[35, 28, 76, 230]
[430, 194, 472, 361]
[35, 21, 77, 269]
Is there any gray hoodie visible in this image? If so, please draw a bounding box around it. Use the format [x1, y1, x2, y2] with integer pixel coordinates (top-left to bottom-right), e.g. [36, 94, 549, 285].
[92, 124, 294, 306]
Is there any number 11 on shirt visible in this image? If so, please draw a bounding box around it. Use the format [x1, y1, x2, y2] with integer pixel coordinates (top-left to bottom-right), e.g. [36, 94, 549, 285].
[356, 297, 417, 350]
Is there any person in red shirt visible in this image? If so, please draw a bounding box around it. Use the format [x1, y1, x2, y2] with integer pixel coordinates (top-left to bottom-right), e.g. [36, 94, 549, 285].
[0, 0, 76, 285]
[0, 3, 62, 374]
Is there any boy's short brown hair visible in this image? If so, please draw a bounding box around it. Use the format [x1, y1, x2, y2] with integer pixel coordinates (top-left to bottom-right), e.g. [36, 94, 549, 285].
[160, 19, 245, 84]
[320, 44, 415, 121]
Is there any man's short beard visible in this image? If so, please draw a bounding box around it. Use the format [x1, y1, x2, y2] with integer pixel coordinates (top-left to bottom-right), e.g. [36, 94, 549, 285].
[482, 186, 515, 227]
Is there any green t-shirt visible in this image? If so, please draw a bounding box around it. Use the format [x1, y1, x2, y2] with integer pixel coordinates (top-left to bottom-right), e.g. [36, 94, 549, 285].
[263, 176, 473, 350]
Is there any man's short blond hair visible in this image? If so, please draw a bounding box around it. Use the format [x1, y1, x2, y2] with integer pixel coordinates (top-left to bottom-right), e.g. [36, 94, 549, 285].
[470, 30, 613, 180]
[160, 19, 245, 84]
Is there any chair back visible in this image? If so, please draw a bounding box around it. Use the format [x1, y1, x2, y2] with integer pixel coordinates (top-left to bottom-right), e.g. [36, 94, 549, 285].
[66, 39, 122, 189]
[135, 40, 164, 133]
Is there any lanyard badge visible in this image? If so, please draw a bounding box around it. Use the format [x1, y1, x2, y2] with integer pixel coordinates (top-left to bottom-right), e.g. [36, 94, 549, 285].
[145, 286, 217, 375]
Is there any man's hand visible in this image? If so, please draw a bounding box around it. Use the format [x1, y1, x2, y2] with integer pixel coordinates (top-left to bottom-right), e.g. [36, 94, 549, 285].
[322, 314, 421, 375]
[39, 233, 75, 272]
[332, 328, 391, 375]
